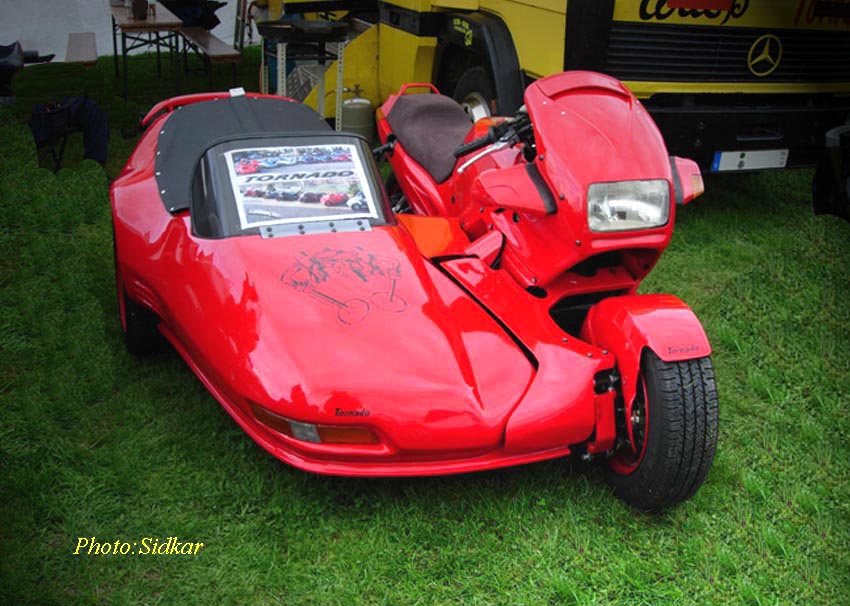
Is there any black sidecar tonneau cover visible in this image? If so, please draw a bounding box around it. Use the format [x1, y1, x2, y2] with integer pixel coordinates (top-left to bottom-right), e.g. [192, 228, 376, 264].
[155, 96, 331, 213]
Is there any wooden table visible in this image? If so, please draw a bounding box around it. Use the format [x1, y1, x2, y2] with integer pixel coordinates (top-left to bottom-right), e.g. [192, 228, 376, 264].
[110, 3, 183, 99]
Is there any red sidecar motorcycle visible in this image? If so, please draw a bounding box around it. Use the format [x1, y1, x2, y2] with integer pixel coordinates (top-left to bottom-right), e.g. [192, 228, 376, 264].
[376, 71, 717, 509]
[113, 71, 716, 512]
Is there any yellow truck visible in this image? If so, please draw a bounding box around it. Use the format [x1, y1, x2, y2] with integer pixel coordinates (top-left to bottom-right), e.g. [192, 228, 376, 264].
[271, 0, 850, 216]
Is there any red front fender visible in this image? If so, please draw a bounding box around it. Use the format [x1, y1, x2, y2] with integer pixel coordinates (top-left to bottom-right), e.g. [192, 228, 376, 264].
[580, 295, 711, 409]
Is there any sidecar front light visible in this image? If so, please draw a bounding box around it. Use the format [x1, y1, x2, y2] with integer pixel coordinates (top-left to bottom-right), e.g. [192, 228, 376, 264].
[587, 180, 670, 232]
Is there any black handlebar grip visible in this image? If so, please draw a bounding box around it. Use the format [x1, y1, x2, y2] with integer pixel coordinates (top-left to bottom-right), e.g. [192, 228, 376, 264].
[453, 135, 493, 158]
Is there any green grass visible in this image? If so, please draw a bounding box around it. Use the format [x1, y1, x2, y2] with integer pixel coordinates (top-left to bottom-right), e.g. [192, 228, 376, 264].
[1, 55, 849, 605]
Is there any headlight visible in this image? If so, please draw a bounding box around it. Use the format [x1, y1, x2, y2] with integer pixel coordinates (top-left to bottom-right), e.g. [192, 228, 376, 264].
[587, 180, 670, 232]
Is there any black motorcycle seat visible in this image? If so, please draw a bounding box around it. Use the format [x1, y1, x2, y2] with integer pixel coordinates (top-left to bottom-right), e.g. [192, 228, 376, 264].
[386, 94, 472, 184]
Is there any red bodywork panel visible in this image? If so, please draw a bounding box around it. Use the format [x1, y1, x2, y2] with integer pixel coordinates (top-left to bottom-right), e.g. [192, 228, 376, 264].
[440, 257, 612, 453]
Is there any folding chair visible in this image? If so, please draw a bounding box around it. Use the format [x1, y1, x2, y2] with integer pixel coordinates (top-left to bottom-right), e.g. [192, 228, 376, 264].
[28, 102, 81, 172]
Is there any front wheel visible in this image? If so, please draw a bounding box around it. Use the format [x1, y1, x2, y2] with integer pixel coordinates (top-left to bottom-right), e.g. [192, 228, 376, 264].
[606, 351, 719, 511]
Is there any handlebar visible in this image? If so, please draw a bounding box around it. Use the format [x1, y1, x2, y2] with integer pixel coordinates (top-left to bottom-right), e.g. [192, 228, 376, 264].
[453, 114, 532, 159]
[454, 124, 504, 158]
[454, 130, 496, 158]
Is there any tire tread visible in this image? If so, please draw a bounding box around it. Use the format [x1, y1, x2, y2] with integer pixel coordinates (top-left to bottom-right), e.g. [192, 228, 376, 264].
[607, 352, 718, 511]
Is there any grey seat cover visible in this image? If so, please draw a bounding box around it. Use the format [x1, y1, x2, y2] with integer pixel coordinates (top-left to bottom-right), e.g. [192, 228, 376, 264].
[386, 94, 472, 184]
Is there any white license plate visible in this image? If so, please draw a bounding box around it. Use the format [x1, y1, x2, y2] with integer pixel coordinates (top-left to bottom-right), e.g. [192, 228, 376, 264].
[711, 149, 789, 172]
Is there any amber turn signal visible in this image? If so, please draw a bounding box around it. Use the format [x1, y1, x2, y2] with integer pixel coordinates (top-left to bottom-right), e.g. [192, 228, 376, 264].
[251, 403, 380, 445]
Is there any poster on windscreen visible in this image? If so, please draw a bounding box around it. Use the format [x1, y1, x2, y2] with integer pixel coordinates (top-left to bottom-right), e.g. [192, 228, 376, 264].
[224, 143, 378, 229]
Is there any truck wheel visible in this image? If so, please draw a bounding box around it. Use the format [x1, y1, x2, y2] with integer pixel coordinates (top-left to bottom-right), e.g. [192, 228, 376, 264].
[114, 234, 160, 355]
[606, 351, 718, 511]
[453, 66, 495, 122]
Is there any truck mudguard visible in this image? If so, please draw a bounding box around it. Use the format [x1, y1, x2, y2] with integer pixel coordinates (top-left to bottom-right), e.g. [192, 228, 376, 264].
[439, 11, 524, 115]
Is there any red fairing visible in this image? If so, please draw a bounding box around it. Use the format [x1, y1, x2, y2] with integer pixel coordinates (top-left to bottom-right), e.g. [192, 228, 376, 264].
[439, 256, 611, 453]
[380, 74, 677, 291]
[516, 72, 675, 287]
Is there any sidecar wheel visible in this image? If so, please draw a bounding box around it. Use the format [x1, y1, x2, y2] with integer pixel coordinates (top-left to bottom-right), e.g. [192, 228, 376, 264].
[606, 351, 718, 511]
[114, 232, 161, 356]
[119, 287, 162, 356]
[453, 66, 495, 122]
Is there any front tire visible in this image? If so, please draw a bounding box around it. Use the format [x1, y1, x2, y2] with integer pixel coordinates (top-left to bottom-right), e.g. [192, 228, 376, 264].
[606, 351, 719, 511]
